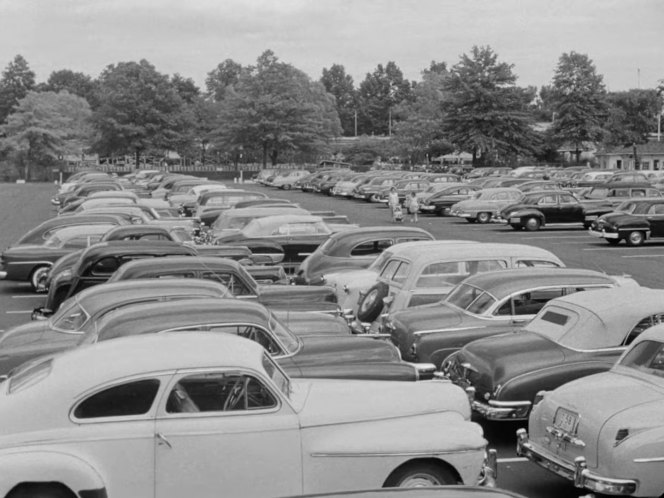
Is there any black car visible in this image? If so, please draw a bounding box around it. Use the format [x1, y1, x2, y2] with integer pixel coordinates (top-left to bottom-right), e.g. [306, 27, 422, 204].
[589, 197, 664, 246]
[419, 184, 481, 216]
[496, 190, 590, 231]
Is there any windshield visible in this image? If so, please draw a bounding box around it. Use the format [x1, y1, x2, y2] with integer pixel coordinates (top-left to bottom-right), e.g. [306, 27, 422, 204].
[585, 187, 609, 199]
[445, 283, 497, 314]
[262, 353, 290, 397]
[213, 215, 252, 231]
[268, 314, 300, 355]
[51, 302, 90, 332]
[368, 250, 393, 272]
[619, 340, 664, 378]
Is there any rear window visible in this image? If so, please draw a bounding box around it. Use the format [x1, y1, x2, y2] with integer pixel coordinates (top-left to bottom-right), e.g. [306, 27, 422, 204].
[350, 239, 393, 256]
[74, 379, 160, 419]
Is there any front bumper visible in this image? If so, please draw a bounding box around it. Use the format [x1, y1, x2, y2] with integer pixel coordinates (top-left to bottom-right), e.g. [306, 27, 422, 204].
[0, 270, 6, 279]
[419, 205, 435, 212]
[478, 448, 498, 487]
[470, 396, 531, 420]
[588, 228, 619, 239]
[516, 429, 637, 495]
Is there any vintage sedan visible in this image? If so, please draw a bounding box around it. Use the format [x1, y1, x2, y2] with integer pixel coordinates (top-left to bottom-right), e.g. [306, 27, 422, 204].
[0, 224, 115, 290]
[449, 188, 524, 224]
[443, 287, 664, 422]
[295, 226, 434, 285]
[386, 268, 635, 368]
[419, 184, 482, 216]
[215, 214, 336, 274]
[494, 190, 590, 231]
[355, 243, 565, 325]
[517, 323, 664, 497]
[0, 333, 493, 497]
[75, 298, 436, 381]
[12, 214, 128, 246]
[192, 189, 268, 219]
[106, 256, 341, 314]
[589, 197, 664, 246]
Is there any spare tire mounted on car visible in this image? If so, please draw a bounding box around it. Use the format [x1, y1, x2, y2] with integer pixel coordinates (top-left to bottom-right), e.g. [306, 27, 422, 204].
[357, 282, 389, 322]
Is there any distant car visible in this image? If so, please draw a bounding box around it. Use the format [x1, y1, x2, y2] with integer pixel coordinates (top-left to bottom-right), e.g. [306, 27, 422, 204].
[295, 226, 434, 285]
[193, 189, 268, 219]
[99, 224, 193, 243]
[387, 268, 635, 368]
[295, 487, 526, 498]
[449, 188, 524, 223]
[444, 287, 663, 422]
[353, 175, 401, 202]
[589, 197, 664, 246]
[419, 184, 481, 216]
[270, 169, 311, 189]
[0, 224, 115, 290]
[209, 206, 310, 238]
[518, 322, 664, 497]
[0, 333, 492, 497]
[495, 190, 588, 231]
[9, 214, 128, 247]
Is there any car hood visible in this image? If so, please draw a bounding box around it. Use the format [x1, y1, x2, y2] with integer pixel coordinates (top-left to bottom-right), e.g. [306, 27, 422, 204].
[454, 331, 564, 394]
[295, 335, 399, 366]
[596, 212, 644, 225]
[274, 311, 348, 337]
[291, 378, 472, 427]
[391, 303, 465, 333]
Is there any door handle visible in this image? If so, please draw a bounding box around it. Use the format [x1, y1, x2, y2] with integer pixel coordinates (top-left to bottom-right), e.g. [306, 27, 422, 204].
[156, 432, 172, 449]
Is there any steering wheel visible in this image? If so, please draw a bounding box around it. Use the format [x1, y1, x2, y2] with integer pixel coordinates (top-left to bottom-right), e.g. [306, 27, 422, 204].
[223, 377, 248, 411]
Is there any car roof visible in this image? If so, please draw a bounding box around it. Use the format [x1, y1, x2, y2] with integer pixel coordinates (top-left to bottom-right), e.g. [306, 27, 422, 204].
[632, 322, 664, 346]
[245, 214, 324, 228]
[72, 241, 196, 273]
[220, 207, 310, 218]
[109, 255, 243, 280]
[94, 298, 270, 341]
[43, 333, 266, 397]
[387, 242, 561, 265]
[326, 226, 434, 242]
[457, 268, 617, 299]
[545, 287, 664, 316]
[74, 279, 232, 316]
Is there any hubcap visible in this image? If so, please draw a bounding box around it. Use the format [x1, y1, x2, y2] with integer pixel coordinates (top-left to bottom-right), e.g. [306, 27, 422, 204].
[360, 290, 378, 312]
[399, 473, 441, 487]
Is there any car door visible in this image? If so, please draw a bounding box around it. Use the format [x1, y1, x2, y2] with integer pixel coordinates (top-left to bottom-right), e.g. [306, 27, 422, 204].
[558, 193, 584, 222]
[645, 203, 664, 237]
[536, 194, 561, 222]
[154, 368, 302, 498]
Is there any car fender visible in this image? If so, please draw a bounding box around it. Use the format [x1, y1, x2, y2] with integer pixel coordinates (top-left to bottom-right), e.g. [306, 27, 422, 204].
[607, 427, 664, 497]
[302, 412, 486, 490]
[0, 449, 106, 497]
[509, 208, 545, 224]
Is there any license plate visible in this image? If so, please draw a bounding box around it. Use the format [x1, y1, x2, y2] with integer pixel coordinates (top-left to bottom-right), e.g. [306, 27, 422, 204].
[510, 217, 520, 223]
[553, 408, 578, 433]
[586, 215, 597, 221]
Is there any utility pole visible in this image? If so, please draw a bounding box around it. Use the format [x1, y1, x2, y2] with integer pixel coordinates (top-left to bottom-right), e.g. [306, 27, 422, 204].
[354, 110, 358, 137]
[388, 108, 392, 137]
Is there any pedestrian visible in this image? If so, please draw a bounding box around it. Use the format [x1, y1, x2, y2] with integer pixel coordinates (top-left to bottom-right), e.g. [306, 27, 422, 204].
[387, 187, 400, 222]
[407, 191, 419, 222]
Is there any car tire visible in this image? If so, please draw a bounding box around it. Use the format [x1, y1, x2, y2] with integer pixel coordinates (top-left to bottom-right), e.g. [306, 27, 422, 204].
[283, 184, 292, 190]
[384, 462, 457, 487]
[606, 238, 620, 246]
[7, 484, 75, 498]
[465, 218, 476, 223]
[476, 212, 491, 224]
[626, 231, 645, 247]
[510, 223, 522, 231]
[356, 282, 389, 323]
[524, 217, 541, 231]
[30, 265, 50, 292]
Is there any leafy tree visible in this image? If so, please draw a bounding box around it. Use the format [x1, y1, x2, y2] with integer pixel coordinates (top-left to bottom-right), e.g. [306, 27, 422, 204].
[549, 51, 607, 162]
[171, 74, 200, 104]
[392, 65, 453, 164]
[0, 90, 91, 179]
[40, 69, 95, 103]
[357, 61, 412, 136]
[206, 59, 243, 101]
[0, 55, 36, 124]
[320, 64, 357, 136]
[604, 89, 659, 146]
[91, 59, 188, 167]
[441, 46, 539, 166]
[212, 50, 341, 167]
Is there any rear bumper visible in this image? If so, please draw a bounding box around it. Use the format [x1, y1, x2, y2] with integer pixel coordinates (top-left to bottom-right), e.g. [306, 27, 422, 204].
[517, 429, 637, 495]
[470, 394, 531, 420]
[0, 271, 6, 279]
[588, 229, 619, 239]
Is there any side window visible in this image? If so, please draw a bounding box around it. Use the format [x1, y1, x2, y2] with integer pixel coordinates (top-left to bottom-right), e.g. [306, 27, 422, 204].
[156, 272, 196, 279]
[465, 260, 507, 274]
[201, 272, 251, 296]
[207, 324, 282, 355]
[632, 189, 646, 198]
[90, 257, 120, 276]
[74, 379, 160, 419]
[648, 204, 664, 215]
[415, 262, 463, 288]
[166, 373, 277, 413]
[537, 195, 557, 205]
[390, 262, 410, 284]
[350, 239, 393, 256]
[625, 314, 664, 345]
[496, 289, 564, 316]
[380, 260, 403, 280]
[515, 259, 561, 268]
[140, 234, 169, 241]
[559, 195, 577, 204]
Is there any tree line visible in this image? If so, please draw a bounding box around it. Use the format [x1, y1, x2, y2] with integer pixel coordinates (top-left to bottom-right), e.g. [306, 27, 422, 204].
[0, 47, 661, 180]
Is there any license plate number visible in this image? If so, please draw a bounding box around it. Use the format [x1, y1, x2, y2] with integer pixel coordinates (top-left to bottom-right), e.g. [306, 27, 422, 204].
[553, 408, 578, 433]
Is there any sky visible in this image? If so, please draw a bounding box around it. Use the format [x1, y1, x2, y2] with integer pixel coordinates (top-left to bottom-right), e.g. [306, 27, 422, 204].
[0, 0, 662, 92]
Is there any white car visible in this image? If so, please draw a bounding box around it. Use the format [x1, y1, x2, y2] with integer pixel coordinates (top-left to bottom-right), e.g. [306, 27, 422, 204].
[518, 322, 664, 497]
[0, 333, 494, 498]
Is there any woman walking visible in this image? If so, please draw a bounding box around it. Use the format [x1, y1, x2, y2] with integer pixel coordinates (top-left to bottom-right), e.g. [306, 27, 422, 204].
[407, 191, 419, 222]
[387, 187, 401, 222]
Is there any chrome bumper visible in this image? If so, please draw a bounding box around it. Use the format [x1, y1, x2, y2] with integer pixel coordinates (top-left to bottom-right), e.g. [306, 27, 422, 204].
[588, 229, 618, 239]
[516, 429, 637, 495]
[470, 395, 531, 420]
[0, 271, 6, 279]
[478, 448, 498, 487]
[419, 205, 435, 212]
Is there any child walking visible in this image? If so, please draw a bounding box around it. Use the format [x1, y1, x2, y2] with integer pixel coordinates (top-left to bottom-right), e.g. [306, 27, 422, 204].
[407, 191, 419, 222]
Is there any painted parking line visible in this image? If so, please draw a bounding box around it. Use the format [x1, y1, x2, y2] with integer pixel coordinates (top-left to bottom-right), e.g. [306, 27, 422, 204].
[497, 457, 529, 463]
[11, 295, 44, 298]
[6, 310, 33, 314]
[622, 254, 664, 258]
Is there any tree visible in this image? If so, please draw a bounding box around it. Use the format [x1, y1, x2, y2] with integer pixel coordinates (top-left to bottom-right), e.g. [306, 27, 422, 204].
[91, 59, 188, 167]
[320, 64, 357, 136]
[357, 62, 412, 136]
[441, 46, 539, 166]
[0, 55, 36, 124]
[549, 51, 607, 163]
[392, 64, 453, 164]
[211, 50, 341, 167]
[604, 89, 659, 146]
[206, 59, 243, 101]
[171, 74, 200, 104]
[0, 90, 91, 179]
[40, 69, 95, 103]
